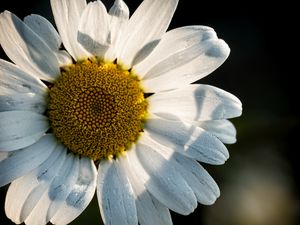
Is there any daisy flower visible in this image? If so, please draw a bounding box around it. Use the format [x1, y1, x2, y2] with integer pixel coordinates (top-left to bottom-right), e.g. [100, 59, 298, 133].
[0, 0, 242, 225]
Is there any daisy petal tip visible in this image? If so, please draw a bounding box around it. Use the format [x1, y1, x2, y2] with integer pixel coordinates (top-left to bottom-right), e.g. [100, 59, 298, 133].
[110, 0, 129, 22]
[222, 91, 242, 119]
[201, 180, 221, 205]
[221, 151, 230, 164]
[237, 101, 243, 116]
[112, 0, 129, 10]
[212, 147, 230, 165]
[227, 137, 237, 145]
[77, 0, 110, 57]
[0, 11, 11, 23]
[229, 96, 242, 118]
[1, 10, 10, 15]
[206, 39, 230, 60]
[210, 188, 221, 204]
[203, 195, 219, 206]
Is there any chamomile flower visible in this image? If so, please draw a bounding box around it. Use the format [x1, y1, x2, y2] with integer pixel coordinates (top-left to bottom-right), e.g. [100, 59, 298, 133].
[0, 0, 242, 225]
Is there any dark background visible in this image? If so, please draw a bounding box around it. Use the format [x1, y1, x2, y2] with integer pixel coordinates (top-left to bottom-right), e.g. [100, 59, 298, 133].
[1, 0, 299, 225]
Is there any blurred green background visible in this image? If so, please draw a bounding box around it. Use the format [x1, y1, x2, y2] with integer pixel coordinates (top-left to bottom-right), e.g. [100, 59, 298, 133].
[1, 0, 299, 225]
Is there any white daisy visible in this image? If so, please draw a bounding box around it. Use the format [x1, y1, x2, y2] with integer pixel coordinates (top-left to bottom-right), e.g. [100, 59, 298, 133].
[0, 0, 242, 225]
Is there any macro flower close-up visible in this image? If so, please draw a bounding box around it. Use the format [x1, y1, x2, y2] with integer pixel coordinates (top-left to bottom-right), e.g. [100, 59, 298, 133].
[0, 0, 242, 225]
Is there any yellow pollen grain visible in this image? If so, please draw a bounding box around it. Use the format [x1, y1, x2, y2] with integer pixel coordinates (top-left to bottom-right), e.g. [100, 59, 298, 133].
[48, 59, 148, 161]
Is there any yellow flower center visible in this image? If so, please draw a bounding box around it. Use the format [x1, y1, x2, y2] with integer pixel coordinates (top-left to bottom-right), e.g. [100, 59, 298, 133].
[48, 59, 148, 161]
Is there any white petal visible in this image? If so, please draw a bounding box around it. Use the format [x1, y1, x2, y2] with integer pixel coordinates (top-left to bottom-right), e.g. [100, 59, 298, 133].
[174, 153, 220, 205]
[0, 11, 60, 82]
[25, 155, 79, 225]
[119, 154, 172, 225]
[50, 157, 97, 225]
[142, 40, 230, 92]
[140, 134, 220, 205]
[24, 14, 61, 50]
[97, 159, 138, 225]
[0, 60, 48, 113]
[0, 93, 46, 113]
[0, 111, 49, 151]
[24, 14, 73, 67]
[195, 120, 237, 144]
[127, 138, 197, 215]
[148, 84, 242, 121]
[105, 0, 129, 61]
[0, 134, 56, 187]
[145, 117, 229, 165]
[0, 59, 47, 96]
[172, 153, 220, 205]
[50, 0, 90, 61]
[5, 144, 66, 224]
[78, 0, 110, 58]
[24, 154, 79, 225]
[134, 26, 216, 77]
[108, 0, 129, 39]
[117, 0, 178, 68]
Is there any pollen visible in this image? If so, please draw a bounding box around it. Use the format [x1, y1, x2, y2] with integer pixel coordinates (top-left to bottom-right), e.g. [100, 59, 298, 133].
[48, 59, 148, 161]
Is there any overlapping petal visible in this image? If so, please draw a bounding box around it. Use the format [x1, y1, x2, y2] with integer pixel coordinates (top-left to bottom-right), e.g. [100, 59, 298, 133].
[97, 159, 138, 225]
[105, 0, 129, 61]
[78, 0, 110, 57]
[50, 157, 97, 225]
[50, 0, 90, 60]
[119, 153, 173, 225]
[127, 138, 198, 215]
[136, 26, 230, 92]
[0, 111, 49, 151]
[24, 153, 79, 225]
[0, 134, 57, 187]
[5, 144, 66, 224]
[0, 59, 47, 95]
[0, 11, 61, 81]
[117, 0, 178, 68]
[148, 84, 242, 121]
[195, 120, 237, 144]
[145, 117, 229, 165]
